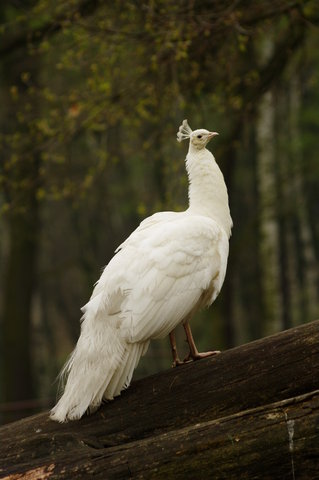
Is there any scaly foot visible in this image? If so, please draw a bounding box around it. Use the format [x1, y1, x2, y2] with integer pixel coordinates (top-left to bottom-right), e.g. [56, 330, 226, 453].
[183, 350, 220, 362]
[171, 358, 185, 367]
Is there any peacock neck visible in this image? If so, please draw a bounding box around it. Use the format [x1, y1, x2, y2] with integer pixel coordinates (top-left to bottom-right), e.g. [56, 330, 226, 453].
[186, 146, 232, 238]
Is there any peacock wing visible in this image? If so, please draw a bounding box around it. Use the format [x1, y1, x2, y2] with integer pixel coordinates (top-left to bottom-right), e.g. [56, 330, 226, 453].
[115, 214, 228, 343]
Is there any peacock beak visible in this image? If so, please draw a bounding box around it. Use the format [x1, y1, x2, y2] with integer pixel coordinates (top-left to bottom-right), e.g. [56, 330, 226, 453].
[208, 132, 219, 138]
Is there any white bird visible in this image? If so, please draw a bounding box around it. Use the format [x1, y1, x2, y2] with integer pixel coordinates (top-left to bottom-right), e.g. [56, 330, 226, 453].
[50, 119, 232, 422]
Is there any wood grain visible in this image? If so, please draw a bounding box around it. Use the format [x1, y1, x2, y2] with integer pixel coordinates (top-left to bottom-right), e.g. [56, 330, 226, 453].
[1, 320, 318, 478]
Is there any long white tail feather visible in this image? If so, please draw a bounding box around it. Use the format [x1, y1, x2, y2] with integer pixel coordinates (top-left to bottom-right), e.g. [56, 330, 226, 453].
[104, 341, 149, 400]
[110, 342, 149, 397]
[50, 306, 148, 422]
[103, 351, 130, 401]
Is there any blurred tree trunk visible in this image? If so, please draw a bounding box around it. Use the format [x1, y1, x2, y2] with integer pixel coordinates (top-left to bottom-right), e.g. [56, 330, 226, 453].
[239, 119, 265, 341]
[256, 89, 282, 335]
[220, 138, 237, 348]
[288, 72, 319, 322]
[0, 8, 40, 422]
[2, 190, 39, 421]
[273, 86, 293, 331]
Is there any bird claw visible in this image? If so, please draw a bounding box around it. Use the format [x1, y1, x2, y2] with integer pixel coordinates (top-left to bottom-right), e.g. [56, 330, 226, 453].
[171, 358, 185, 367]
[172, 350, 220, 367]
[184, 350, 220, 362]
[182, 354, 192, 363]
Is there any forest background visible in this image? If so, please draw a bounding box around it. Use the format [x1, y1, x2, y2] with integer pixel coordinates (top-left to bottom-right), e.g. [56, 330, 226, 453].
[0, 0, 319, 425]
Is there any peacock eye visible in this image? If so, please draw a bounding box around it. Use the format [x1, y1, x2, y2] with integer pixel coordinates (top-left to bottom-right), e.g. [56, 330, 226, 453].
[197, 135, 202, 138]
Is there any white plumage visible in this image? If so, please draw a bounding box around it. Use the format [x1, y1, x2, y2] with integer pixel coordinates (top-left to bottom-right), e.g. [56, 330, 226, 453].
[50, 119, 232, 422]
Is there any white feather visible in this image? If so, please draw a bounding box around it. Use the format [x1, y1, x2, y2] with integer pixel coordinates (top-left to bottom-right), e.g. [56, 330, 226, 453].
[50, 120, 232, 422]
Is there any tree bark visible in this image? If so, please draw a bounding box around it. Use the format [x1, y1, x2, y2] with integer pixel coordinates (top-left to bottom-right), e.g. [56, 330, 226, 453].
[0, 320, 318, 478]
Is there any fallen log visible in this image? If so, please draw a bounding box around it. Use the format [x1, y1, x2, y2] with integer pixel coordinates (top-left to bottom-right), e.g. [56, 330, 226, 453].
[1, 320, 319, 479]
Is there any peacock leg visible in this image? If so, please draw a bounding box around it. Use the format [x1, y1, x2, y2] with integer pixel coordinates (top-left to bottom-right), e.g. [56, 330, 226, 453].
[182, 320, 220, 362]
[169, 331, 184, 367]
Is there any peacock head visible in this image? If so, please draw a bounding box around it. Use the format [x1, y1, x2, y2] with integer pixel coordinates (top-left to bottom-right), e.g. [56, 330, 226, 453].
[177, 119, 218, 150]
